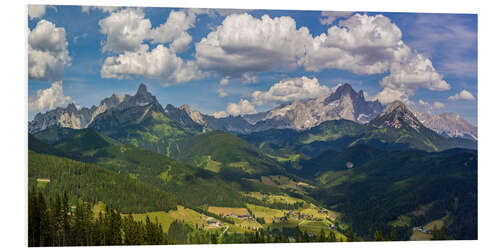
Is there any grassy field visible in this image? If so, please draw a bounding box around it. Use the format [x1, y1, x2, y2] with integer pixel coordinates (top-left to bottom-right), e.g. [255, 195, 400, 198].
[197, 155, 222, 173]
[207, 206, 250, 216]
[244, 192, 306, 205]
[227, 161, 255, 174]
[231, 219, 263, 232]
[388, 215, 412, 227]
[127, 206, 210, 231]
[299, 207, 328, 220]
[266, 153, 301, 163]
[246, 204, 287, 224]
[258, 175, 307, 192]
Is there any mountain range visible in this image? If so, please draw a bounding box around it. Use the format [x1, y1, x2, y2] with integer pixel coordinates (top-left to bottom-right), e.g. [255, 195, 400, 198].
[29, 83, 477, 141]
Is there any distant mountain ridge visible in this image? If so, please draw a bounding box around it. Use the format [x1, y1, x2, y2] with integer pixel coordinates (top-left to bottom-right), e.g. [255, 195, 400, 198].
[29, 83, 477, 141]
[414, 111, 477, 140]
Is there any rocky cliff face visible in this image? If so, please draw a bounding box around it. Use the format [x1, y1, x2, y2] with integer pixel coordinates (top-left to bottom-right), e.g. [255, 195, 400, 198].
[414, 111, 477, 140]
[164, 104, 203, 132]
[248, 83, 383, 132]
[29, 103, 96, 134]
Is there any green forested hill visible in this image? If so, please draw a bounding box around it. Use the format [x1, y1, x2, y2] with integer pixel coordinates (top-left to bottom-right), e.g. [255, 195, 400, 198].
[36, 128, 275, 207]
[294, 144, 383, 177]
[309, 147, 477, 240]
[28, 151, 180, 213]
[32, 127, 77, 145]
[174, 131, 287, 177]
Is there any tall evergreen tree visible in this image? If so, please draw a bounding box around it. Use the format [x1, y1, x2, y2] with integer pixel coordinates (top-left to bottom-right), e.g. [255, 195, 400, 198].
[346, 226, 354, 242]
[390, 226, 397, 241]
[374, 230, 383, 241]
[439, 226, 447, 240]
[319, 229, 326, 242]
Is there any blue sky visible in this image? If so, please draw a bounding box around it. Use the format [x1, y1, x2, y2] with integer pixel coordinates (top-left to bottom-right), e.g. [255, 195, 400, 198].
[27, 5, 477, 125]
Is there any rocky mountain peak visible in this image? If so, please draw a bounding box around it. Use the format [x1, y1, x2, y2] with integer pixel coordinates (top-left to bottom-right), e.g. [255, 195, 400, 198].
[324, 83, 358, 103]
[66, 103, 78, 112]
[179, 104, 190, 113]
[358, 90, 365, 100]
[381, 100, 406, 114]
[116, 83, 159, 109]
[370, 100, 423, 131]
[136, 83, 148, 95]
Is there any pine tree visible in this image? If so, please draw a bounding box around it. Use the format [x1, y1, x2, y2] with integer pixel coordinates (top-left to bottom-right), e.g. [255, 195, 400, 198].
[38, 191, 50, 247]
[295, 226, 301, 243]
[374, 230, 383, 241]
[431, 225, 439, 240]
[390, 226, 397, 241]
[62, 192, 70, 246]
[210, 233, 218, 244]
[439, 226, 446, 240]
[346, 226, 354, 242]
[319, 229, 326, 242]
[328, 230, 337, 242]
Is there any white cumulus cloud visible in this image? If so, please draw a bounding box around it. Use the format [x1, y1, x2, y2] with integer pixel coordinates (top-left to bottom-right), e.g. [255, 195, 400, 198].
[99, 8, 198, 53]
[98, 8, 205, 85]
[29, 81, 72, 113]
[196, 13, 449, 105]
[213, 111, 228, 118]
[303, 13, 450, 103]
[448, 89, 475, 101]
[98, 8, 152, 52]
[252, 76, 330, 105]
[195, 13, 313, 77]
[227, 99, 257, 116]
[101, 44, 203, 85]
[150, 10, 197, 53]
[374, 87, 410, 104]
[217, 88, 228, 97]
[28, 5, 47, 19]
[28, 19, 71, 82]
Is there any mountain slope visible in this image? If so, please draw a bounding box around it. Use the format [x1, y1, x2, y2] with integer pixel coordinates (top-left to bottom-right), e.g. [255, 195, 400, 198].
[174, 131, 286, 176]
[43, 128, 276, 207]
[28, 150, 181, 213]
[295, 144, 383, 177]
[310, 147, 477, 240]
